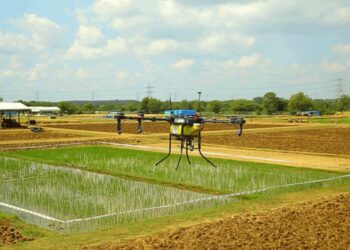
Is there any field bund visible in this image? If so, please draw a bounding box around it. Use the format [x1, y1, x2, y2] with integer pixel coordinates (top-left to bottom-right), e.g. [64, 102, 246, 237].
[1, 146, 349, 233]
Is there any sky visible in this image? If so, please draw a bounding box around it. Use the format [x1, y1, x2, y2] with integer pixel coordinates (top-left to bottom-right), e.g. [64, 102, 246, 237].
[0, 0, 350, 102]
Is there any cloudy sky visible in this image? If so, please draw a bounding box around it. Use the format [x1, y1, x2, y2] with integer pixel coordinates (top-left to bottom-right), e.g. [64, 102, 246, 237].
[0, 0, 350, 101]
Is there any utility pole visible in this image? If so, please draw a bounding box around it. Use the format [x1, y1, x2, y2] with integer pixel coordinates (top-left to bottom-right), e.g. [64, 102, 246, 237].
[197, 91, 202, 112]
[146, 83, 153, 98]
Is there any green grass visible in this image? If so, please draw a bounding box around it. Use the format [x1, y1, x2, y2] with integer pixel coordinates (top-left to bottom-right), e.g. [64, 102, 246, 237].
[0, 157, 215, 233]
[5, 145, 345, 195]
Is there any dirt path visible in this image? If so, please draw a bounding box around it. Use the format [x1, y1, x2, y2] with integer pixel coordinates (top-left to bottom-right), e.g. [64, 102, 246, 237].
[93, 192, 350, 250]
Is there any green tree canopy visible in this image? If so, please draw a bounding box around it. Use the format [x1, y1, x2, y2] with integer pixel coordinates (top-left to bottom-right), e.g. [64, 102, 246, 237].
[208, 100, 222, 114]
[230, 99, 258, 113]
[263, 92, 279, 114]
[288, 92, 313, 112]
[337, 95, 350, 113]
[58, 102, 77, 115]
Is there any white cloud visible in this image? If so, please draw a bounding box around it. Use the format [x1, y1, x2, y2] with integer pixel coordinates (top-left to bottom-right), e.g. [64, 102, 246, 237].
[0, 70, 15, 78]
[224, 54, 271, 69]
[116, 70, 128, 79]
[0, 32, 35, 52]
[19, 13, 63, 48]
[66, 37, 126, 59]
[332, 44, 350, 55]
[237, 54, 261, 67]
[321, 61, 346, 73]
[106, 37, 127, 52]
[92, 0, 132, 17]
[29, 64, 47, 81]
[76, 68, 91, 79]
[323, 7, 350, 24]
[171, 59, 194, 69]
[77, 25, 104, 46]
[112, 15, 154, 30]
[147, 39, 179, 54]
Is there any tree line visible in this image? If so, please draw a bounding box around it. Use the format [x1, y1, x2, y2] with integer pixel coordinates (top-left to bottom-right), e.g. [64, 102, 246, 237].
[16, 91, 350, 115]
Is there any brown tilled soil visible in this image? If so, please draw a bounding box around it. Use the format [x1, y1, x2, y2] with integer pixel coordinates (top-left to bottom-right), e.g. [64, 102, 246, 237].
[92, 193, 350, 250]
[0, 220, 33, 247]
[203, 127, 350, 155]
[0, 130, 88, 141]
[45, 122, 290, 134]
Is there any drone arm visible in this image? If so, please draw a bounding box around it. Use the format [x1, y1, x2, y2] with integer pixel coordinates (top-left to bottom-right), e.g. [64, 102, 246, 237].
[203, 117, 246, 136]
[115, 113, 171, 134]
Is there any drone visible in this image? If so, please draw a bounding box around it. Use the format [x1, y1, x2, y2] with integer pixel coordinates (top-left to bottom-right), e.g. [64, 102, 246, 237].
[115, 93, 246, 169]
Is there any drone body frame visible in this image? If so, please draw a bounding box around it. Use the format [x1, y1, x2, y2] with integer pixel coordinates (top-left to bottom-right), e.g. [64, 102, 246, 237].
[115, 110, 246, 169]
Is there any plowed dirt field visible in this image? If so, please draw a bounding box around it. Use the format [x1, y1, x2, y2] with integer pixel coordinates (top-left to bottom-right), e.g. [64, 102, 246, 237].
[0, 130, 88, 141]
[203, 127, 350, 155]
[45, 122, 290, 134]
[95, 192, 350, 250]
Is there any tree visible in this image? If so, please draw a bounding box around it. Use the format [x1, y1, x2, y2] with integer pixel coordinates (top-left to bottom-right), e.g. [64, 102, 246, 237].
[58, 101, 77, 115]
[208, 101, 222, 114]
[83, 103, 96, 114]
[262, 92, 279, 114]
[0, 97, 3, 102]
[230, 99, 258, 113]
[288, 92, 313, 113]
[337, 95, 350, 113]
[140, 97, 162, 113]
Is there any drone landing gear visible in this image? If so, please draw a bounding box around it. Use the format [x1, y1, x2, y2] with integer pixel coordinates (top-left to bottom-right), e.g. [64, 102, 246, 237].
[155, 133, 217, 169]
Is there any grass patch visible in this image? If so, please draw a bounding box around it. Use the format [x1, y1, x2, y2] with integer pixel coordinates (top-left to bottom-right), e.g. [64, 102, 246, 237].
[5, 145, 345, 195]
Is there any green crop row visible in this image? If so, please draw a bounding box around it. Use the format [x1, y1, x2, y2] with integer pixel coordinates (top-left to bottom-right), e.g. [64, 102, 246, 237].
[0, 157, 217, 233]
[6, 146, 344, 195]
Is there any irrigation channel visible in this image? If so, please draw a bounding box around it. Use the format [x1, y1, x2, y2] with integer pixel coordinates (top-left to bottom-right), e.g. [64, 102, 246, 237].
[0, 151, 349, 234]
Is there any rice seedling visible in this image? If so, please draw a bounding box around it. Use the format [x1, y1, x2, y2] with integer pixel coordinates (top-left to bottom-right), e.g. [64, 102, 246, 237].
[0, 157, 218, 233]
[6, 146, 346, 194]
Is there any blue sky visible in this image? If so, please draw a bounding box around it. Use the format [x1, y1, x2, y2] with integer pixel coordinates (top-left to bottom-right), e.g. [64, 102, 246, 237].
[0, 0, 350, 101]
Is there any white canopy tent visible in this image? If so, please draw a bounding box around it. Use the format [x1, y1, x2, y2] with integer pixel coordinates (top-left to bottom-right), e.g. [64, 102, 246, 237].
[30, 106, 61, 115]
[0, 102, 31, 128]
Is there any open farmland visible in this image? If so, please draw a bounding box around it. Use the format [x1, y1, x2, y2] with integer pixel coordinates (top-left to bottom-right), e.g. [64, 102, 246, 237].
[44, 121, 292, 134]
[1, 145, 349, 237]
[1, 122, 350, 248]
[106, 192, 350, 250]
[203, 127, 350, 156]
[0, 129, 90, 141]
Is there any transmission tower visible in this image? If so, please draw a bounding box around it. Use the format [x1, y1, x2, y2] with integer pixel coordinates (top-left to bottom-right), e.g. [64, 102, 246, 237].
[146, 83, 153, 98]
[333, 78, 346, 98]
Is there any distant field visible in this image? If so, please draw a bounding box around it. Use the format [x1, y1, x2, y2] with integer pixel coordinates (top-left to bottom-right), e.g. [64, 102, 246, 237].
[203, 127, 350, 155]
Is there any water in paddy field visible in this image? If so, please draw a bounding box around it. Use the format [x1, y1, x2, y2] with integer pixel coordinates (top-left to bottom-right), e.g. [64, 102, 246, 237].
[0, 157, 221, 233]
